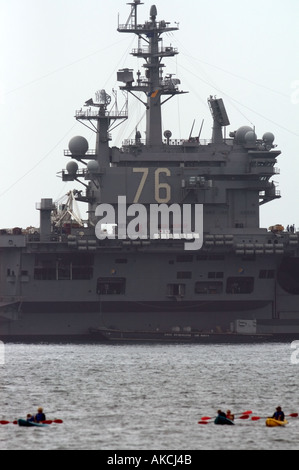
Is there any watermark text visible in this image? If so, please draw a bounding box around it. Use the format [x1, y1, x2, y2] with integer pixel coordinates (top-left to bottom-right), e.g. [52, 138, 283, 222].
[95, 196, 203, 251]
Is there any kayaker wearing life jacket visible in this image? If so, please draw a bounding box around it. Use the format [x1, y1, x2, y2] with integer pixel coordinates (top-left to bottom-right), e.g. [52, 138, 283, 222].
[226, 410, 234, 421]
[35, 407, 46, 423]
[272, 406, 284, 421]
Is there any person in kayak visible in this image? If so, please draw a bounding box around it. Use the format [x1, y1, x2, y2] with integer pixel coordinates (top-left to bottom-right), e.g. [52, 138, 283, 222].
[217, 410, 226, 418]
[226, 410, 234, 421]
[35, 407, 46, 423]
[272, 406, 285, 421]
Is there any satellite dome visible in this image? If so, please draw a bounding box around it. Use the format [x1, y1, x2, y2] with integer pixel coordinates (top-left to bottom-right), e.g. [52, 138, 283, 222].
[87, 161, 100, 173]
[66, 161, 78, 175]
[68, 136, 89, 155]
[263, 132, 275, 144]
[235, 126, 254, 144]
[164, 130, 172, 138]
[244, 130, 257, 144]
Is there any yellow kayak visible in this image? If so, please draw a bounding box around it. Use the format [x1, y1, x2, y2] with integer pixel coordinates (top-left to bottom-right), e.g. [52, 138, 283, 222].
[265, 418, 288, 427]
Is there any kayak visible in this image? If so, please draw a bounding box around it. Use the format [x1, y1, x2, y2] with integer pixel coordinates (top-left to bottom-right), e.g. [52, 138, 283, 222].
[17, 418, 48, 428]
[214, 415, 234, 425]
[265, 418, 288, 427]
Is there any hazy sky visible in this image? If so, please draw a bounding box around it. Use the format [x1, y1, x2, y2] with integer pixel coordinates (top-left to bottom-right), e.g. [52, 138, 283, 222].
[0, 0, 299, 229]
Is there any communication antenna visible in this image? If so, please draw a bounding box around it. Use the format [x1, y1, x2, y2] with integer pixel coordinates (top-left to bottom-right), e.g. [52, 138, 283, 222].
[189, 119, 195, 140]
[123, 0, 143, 28]
[198, 119, 204, 139]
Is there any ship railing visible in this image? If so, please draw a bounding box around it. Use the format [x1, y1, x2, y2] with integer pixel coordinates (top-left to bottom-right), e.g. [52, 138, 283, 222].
[167, 138, 233, 146]
[259, 189, 281, 197]
[249, 165, 280, 175]
[120, 138, 233, 149]
[61, 168, 104, 179]
[118, 21, 173, 32]
[123, 139, 217, 147]
[64, 149, 97, 157]
[118, 23, 143, 31]
[75, 109, 128, 119]
[131, 46, 178, 55]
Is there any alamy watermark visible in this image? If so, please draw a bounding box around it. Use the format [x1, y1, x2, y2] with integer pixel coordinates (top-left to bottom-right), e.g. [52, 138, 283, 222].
[0, 341, 4, 365]
[95, 196, 203, 251]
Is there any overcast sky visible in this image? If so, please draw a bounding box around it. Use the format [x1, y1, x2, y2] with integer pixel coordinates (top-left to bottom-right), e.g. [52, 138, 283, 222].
[0, 0, 298, 230]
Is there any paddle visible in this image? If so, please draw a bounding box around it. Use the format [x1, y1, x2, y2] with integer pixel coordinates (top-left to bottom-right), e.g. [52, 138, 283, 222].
[199, 411, 252, 421]
[198, 411, 252, 424]
[42, 419, 63, 424]
[251, 413, 298, 421]
[0, 418, 63, 425]
[198, 411, 298, 424]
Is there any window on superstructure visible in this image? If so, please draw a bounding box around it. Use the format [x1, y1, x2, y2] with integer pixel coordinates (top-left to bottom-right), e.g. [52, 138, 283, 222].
[167, 284, 186, 297]
[195, 282, 223, 294]
[34, 258, 56, 280]
[208, 272, 224, 279]
[34, 254, 94, 280]
[226, 277, 254, 294]
[177, 272, 192, 279]
[259, 270, 275, 279]
[96, 278, 126, 295]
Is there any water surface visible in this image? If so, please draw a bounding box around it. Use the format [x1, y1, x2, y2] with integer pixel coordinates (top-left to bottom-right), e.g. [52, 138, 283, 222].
[0, 342, 298, 450]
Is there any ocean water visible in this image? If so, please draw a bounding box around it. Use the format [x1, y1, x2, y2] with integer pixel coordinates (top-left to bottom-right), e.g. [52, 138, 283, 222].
[0, 341, 299, 451]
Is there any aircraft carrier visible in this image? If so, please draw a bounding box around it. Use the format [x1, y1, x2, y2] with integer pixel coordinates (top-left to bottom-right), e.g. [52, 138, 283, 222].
[1, 1, 299, 342]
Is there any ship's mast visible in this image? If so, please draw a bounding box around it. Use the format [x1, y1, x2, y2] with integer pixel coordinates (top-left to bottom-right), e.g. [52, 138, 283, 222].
[118, 2, 186, 146]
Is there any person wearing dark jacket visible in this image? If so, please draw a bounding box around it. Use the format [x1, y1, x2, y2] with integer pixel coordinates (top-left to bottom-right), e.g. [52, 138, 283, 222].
[35, 407, 46, 422]
[272, 406, 284, 421]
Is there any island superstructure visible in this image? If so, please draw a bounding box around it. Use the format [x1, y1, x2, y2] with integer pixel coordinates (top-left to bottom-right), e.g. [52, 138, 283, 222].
[1, 1, 298, 341]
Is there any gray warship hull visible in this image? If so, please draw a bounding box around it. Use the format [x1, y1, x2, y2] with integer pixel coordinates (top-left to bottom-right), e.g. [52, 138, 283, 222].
[1, 232, 299, 341]
[1, 1, 299, 342]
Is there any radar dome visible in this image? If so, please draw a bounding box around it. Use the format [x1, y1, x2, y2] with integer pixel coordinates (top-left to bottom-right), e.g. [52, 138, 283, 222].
[244, 130, 257, 144]
[68, 136, 89, 155]
[164, 130, 172, 138]
[66, 161, 78, 175]
[263, 132, 275, 144]
[235, 126, 254, 144]
[87, 161, 100, 173]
